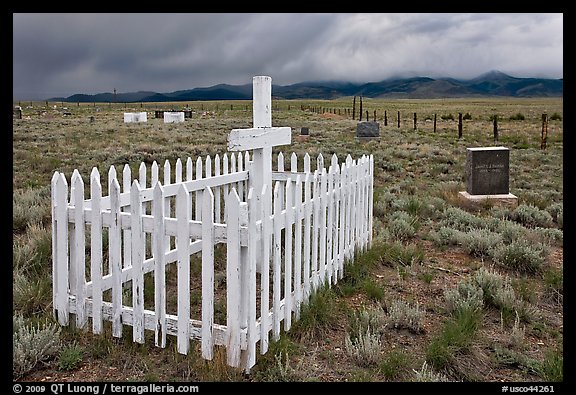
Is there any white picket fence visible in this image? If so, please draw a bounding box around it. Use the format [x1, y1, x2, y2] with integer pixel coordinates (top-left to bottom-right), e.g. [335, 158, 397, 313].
[51, 150, 373, 372]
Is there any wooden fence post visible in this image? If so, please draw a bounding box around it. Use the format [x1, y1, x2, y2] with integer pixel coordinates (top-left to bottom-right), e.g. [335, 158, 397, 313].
[493, 116, 498, 143]
[458, 113, 463, 139]
[352, 96, 356, 120]
[384, 110, 387, 126]
[397, 111, 400, 128]
[414, 112, 417, 130]
[434, 113, 437, 133]
[541, 113, 548, 150]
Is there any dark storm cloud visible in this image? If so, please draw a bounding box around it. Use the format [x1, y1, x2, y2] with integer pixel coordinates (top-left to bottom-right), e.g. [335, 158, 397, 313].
[13, 13, 563, 100]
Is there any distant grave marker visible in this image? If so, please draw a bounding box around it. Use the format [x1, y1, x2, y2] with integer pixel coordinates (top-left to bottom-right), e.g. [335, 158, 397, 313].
[459, 146, 517, 207]
[124, 112, 148, 123]
[356, 121, 380, 140]
[164, 112, 185, 123]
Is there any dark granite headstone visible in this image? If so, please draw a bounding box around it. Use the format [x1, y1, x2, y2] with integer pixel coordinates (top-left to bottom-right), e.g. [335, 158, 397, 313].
[356, 121, 380, 138]
[465, 147, 510, 195]
[300, 127, 309, 135]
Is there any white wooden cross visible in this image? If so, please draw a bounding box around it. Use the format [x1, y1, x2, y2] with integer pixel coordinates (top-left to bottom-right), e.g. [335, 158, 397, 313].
[228, 76, 291, 205]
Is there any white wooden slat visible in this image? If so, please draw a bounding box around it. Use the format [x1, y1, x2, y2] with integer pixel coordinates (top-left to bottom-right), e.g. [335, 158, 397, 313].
[293, 175, 303, 319]
[139, 162, 148, 263]
[303, 172, 311, 301]
[226, 188, 241, 367]
[304, 153, 310, 173]
[338, 163, 346, 279]
[369, 155, 374, 248]
[176, 183, 191, 354]
[246, 187, 258, 371]
[284, 178, 293, 331]
[55, 173, 69, 325]
[214, 154, 221, 223]
[152, 182, 166, 348]
[109, 177, 123, 337]
[237, 153, 244, 200]
[164, 160, 171, 251]
[223, 153, 229, 222]
[277, 152, 284, 211]
[69, 171, 77, 309]
[186, 157, 193, 182]
[272, 181, 282, 341]
[332, 164, 340, 283]
[90, 168, 103, 334]
[311, 170, 320, 292]
[51, 172, 59, 321]
[319, 168, 327, 287]
[131, 180, 145, 344]
[195, 157, 203, 222]
[152, 161, 159, 187]
[72, 171, 87, 329]
[259, 183, 271, 355]
[201, 186, 215, 360]
[326, 166, 333, 286]
[175, 158, 182, 184]
[122, 164, 132, 270]
[228, 127, 291, 151]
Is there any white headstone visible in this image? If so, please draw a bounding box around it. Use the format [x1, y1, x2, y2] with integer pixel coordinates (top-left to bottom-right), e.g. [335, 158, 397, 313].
[124, 112, 148, 123]
[164, 112, 185, 123]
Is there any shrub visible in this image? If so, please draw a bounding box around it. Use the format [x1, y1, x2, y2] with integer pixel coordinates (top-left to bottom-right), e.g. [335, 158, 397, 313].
[13, 272, 52, 316]
[347, 306, 386, 342]
[13, 314, 62, 379]
[545, 202, 563, 227]
[428, 226, 463, 247]
[461, 229, 503, 258]
[379, 350, 409, 379]
[462, 112, 472, 120]
[440, 207, 485, 232]
[444, 279, 484, 316]
[549, 112, 562, 121]
[12, 186, 52, 232]
[387, 211, 419, 241]
[510, 204, 554, 229]
[412, 361, 449, 382]
[509, 113, 525, 121]
[473, 267, 504, 307]
[495, 220, 527, 244]
[386, 300, 424, 333]
[441, 114, 454, 121]
[58, 341, 84, 370]
[491, 240, 547, 274]
[344, 327, 382, 367]
[13, 223, 53, 275]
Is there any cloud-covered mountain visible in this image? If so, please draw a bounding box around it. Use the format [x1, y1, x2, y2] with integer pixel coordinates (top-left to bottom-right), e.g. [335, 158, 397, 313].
[49, 71, 562, 102]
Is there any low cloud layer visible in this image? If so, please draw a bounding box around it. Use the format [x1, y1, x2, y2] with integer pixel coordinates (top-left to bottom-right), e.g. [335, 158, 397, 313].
[13, 13, 563, 100]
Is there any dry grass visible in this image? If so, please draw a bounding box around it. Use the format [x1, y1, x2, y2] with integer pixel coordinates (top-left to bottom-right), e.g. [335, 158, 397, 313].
[13, 97, 562, 382]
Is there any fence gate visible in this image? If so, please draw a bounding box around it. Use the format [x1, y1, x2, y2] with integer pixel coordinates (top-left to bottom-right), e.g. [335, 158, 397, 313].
[51, 76, 374, 372]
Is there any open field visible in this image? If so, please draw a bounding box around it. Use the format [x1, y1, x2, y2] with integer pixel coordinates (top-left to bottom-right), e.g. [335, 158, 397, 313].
[13, 97, 563, 383]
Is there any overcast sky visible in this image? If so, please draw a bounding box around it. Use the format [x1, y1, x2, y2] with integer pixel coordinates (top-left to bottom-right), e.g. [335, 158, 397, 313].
[13, 13, 563, 100]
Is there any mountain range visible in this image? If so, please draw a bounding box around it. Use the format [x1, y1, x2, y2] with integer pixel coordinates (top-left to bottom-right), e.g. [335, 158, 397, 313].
[50, 71, 563, 102]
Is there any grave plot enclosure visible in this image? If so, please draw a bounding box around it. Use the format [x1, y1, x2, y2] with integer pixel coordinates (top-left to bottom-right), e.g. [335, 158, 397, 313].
[51, 76, 374, 372]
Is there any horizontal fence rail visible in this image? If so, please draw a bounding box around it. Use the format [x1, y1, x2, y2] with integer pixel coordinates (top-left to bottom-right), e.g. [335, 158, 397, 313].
[52, 151, 373, 372]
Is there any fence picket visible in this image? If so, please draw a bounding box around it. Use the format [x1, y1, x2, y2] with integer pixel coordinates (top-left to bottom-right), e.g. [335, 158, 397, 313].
[226, 188, 241, 367]
[131, 180, 145, 344]
[319, 168, 327, 286]
[109, 176, 123, 337]
[311, 170, 320, 291]
[326, 167, 333, 286]
[122, 165, 132, 269]
[303, 172, 311, 301]
[90, 168, 103, 334]
[284, 179, 293, 331]
[51, 172, 59, 321]
[260, 183, 271, 354]
[72, 171, 87, 328]
[164, 160, 171, 251]
[152, 182, 166, 348]
[195, 157, 203, 222]
[294, 175, 303, 319]
[202, 186, 215, 360]
[246, 187, 258, 371]
[272, 181, 282, 340]
[55, 173, 69, 325]
[176, 183, 191, 354]
[214, 154, 221, 223]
